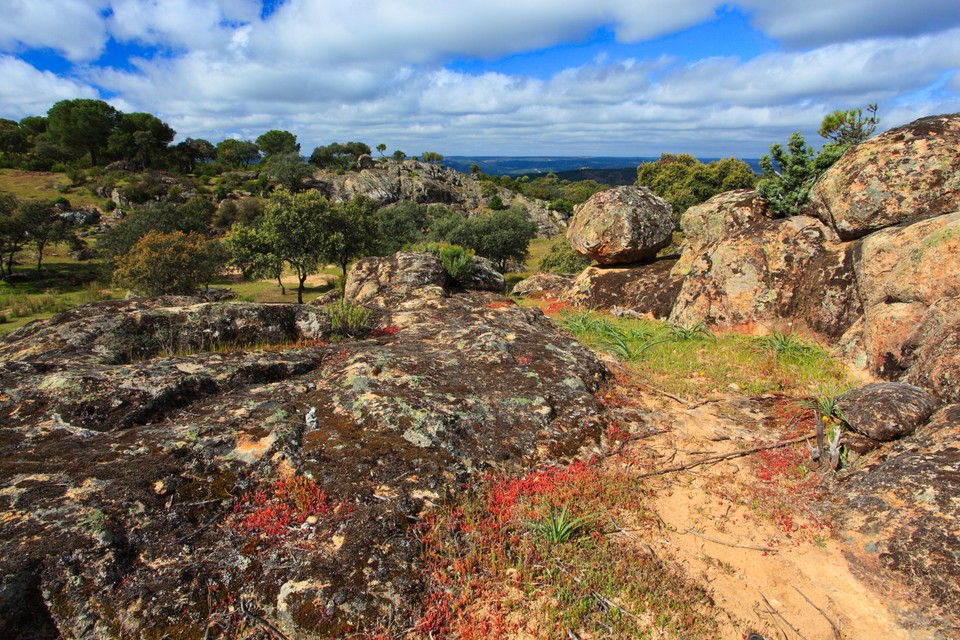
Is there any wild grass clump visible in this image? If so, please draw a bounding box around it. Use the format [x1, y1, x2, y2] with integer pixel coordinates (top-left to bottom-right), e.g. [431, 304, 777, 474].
[75, 281, 114, 305]
[0, 293, 71, 318]
[325, 299, 371, 338]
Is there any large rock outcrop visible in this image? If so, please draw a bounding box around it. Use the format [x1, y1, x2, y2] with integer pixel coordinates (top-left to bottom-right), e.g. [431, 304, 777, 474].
[853, 211, 960, 402]
[836, 382, 936, 442]
[544, 114, 959, 403]
[0, 265, 607, 637]
[563, 259, 682, 318]
[808, 113, 960, 240]
[842, 404, 960, 626]
[314, 158, 568, 237]
[669, 193, 859, 334]
[566, 186, 674, 265]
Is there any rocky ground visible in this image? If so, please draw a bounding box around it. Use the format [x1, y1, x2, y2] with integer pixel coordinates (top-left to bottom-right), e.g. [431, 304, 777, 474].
[0, 254, 607, 638]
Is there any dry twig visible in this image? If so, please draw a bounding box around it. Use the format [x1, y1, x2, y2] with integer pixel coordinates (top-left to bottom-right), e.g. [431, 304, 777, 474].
[760, 592, 807, 640]
[793, 586, 842, 640]
[635, 433, 814, 479]
[682, 528, 773, 552]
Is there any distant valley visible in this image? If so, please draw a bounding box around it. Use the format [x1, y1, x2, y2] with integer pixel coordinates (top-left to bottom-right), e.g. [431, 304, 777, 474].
[444, 156, 763, 183]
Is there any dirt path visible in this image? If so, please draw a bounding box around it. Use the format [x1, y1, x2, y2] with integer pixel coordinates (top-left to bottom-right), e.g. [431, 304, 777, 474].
[596, 364, 929, 640]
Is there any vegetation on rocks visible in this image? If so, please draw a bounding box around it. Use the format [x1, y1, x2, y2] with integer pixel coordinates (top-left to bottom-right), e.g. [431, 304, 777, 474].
[635, 154, 756, 220]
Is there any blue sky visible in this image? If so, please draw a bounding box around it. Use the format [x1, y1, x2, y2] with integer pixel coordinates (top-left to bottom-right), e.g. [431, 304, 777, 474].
[2, 1, 959, 157]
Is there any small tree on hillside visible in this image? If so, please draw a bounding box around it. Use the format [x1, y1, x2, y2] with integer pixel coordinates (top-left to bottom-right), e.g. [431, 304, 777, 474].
[20, 201, 75, 272]
[259, 190, 331, 303]
[819, 104, 879, 145]
[113, 230, 223, 296]
[0, 192, 26, 276]
[421, 151, 443, 164]
[216, 139, 261, 168]
[261, 152, 313, 192]
[320, 195, 379, 278]
[759, 105, 879, 218]
[256, 130, 300, 156]
[376, 143, 387, 157]
[224, 223, 286, 293]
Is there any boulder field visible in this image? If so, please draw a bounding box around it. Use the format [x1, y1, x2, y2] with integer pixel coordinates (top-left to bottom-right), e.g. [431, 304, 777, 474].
[561, 113, 960, 406]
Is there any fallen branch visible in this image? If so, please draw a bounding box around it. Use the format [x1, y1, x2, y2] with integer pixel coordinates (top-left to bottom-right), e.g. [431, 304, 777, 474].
[239, 599, 290, 640]
[635, 433, 814, 479]
[602, 429, 670, 457]
[608, 361, 688, 404]
[760, 592, 808, 640]
[634, 380, 688, 405]
[793, 586, 843, 640]
[682, 528, 774, 552]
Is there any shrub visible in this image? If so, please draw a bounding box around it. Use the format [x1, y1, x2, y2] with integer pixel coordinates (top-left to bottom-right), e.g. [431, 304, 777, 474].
[636, 154, 756, 220]
[537, 236, 590, 274]
[757, 133, 845, 218]
[438, 245, 475, 280]
[113, 230, 223, 296]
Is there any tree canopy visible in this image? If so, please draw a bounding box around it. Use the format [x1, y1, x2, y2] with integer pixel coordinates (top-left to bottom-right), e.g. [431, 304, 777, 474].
[309, 142, 371, 170]
[442, 205, 537, 272]
[113, 230, 223, 296]
[107, 112, 176, 169]
[256, 130, 300, 156]
[216, 139, 261, 168]
[636, 154, 756, 219]
[45, 99, 119, 166]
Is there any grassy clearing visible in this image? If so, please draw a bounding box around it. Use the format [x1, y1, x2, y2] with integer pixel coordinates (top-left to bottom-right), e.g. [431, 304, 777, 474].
[504, 237, 554, 290]
[0, 168, 105, 209]
[556, 310, 852, 399]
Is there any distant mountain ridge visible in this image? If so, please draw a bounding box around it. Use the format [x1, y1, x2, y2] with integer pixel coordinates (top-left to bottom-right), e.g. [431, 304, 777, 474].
[444, 156, 763, 178]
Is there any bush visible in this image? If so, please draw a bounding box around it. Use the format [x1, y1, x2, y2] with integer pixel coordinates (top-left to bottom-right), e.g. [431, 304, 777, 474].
[537, 237, 590, 274]
[440, 205, 537, 272]
[113, 230, 223, 296]
[757, 133, 845, 218]
[438, 245, 475, 280]
[636, 154, 756, 220]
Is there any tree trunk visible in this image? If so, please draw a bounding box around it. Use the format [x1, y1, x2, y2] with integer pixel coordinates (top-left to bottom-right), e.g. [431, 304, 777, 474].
[297, 272, 307, 304]
[35, 241, 45, 273]
[276, 273, 286, 296]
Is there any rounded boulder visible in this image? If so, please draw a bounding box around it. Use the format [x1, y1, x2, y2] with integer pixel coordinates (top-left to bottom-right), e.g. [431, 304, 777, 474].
[566, 186, 674, 265]
[837, 382, 936, 442]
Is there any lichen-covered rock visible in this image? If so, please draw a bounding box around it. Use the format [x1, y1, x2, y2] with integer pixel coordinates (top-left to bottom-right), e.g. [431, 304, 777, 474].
[0, 263, 608, 637]
[457, 256, 504, 293]
[669, 212, 858, 334]
[562, 259, 682, 318]
[808, 113, 960, 240]
[344, 251, 447, 308]
[837, 382, 935, 442]
[512, 273, 575, 297]
[679, 189, 767, 245]
[853, 211, 960, 401]
[566, 186, 674, 265]
[315, 159, 567, 237]
[842, 404, 960, 629]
